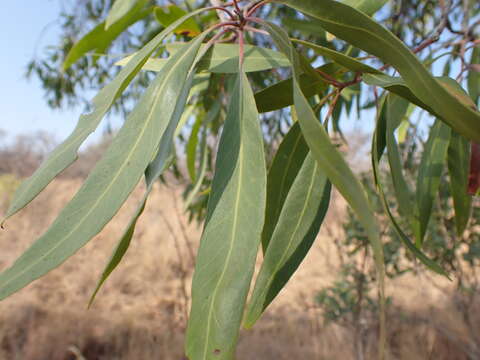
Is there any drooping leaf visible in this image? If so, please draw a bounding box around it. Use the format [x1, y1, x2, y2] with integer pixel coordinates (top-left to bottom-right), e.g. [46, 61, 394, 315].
[1, 9, 208, 226]
[275, 0, 480, 142]
[186, 115, 203, 181]
[245, 154, 331, 327]
[447, 132, 472, 236]
[155, 5, 201, 37]
[116, 44, 290, 73]
[293, 39, 381, 74]
[372, 95, 448, 277]
[261, 20, 386, 357]
[261, 122, 309, 252]
[184, 132, 209, 209]
[106, 0, 142, 29]
[364, 74, 478, 119]
[0, 34, 205, 300]
[88, 35, 213, 305]
[63, 0, 150, 70]
[254, 63, 345, 113]
[385, 95, 414, 218]
[186, 72, 266, 360]
[413, 120, 451, 246]
[468, 46, 480, 105]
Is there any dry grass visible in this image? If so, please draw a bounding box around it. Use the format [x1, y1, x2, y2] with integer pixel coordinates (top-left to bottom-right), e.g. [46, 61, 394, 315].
[0, 178, 479, 360]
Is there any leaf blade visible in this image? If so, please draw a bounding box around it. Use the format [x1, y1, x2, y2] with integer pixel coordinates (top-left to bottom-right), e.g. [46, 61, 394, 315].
[186, 72, 266, 360]
[245, 154, 331, 327]
[0, 34, 206, 300]
[275, 0, 480, 142]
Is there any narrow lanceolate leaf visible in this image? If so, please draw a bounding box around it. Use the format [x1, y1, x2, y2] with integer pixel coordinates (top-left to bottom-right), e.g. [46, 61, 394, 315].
[186, 115, 203, 181]
[116, 44, 290, 73]
[186, 72, 266, 360]
[106, 0, 142, 29]
[447, 132, 472, 236]
[468, 46, 480, 105]
[261, 122, 309, 252]
[385, 95, 414, 218]
[64, 0, 150, 70]
[364, 74, 477, 120]
[88, 43, 208, 305]
[254, 63, 343, 113]
[0, 34, 205, 301]
[413, 120, 451, 246]
[292, 39, 381, 74]
[245, 154, 331, 327]
[275, 0, 480, 142]
[262, 20, 386, 359]
[1, 8, 209, 226]
[372, 95, 448, 277]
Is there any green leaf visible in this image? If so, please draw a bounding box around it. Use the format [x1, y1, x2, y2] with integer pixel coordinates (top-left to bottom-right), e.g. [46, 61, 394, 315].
[106, 0, 142, 29]
[371, 96, 448, 277]
[254, 63, 344, 113]
[384, 95, 414, 218]
[245, 154, 331, 327]
[89, 29, 221, 305]
[261, 20, 386, 357]
[0, 34, 205, 300]
[364, 74, 478, 119]
[342, 0, 388, 15]
[1, 9, 208, 226]
[275, 0, 480, 142]
[186, 115, 203, 181]
[292, 39, 381, 74]
[155, 5, 201, 36]
[63, 0, 150, 70]
[116, 44, 290, 73]
[186, 72, 266, 360]
[447, 132, 472, 236]
[413, 120, 451, 246]
[261, 122, 309, 252]
[468, 46, 480, 104]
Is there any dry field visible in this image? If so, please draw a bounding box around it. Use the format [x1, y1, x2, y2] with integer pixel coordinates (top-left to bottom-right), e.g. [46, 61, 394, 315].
[0, 177, 479, 360]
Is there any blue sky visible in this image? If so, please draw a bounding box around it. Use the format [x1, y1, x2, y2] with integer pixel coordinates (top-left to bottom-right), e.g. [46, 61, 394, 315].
[0, 1, 86, 144]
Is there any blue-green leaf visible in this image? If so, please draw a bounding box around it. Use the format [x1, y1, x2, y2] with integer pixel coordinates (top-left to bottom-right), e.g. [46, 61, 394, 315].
[275, 0, 480, 142]
[0, 33, 205, 301]
[413, 120, 451, 246]
[447, 132, 472, 236]
[245, 154, 331, 327]
[262, 122, 309, 252]
[1, 7, 210, 226]
[186, 72, 267, 360]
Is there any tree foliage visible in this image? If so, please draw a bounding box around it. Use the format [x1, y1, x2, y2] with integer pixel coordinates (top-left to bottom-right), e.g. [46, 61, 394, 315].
[3, 0, 480, 359]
